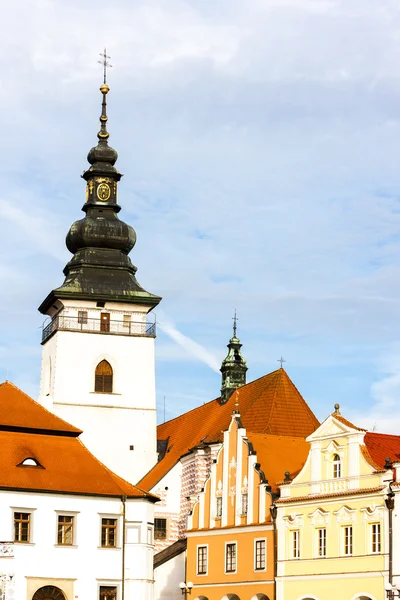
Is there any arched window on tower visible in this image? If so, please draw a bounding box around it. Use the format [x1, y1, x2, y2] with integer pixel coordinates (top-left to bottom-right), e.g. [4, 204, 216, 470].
[333, 453, 341, 479]
[95, 360, 113, 393]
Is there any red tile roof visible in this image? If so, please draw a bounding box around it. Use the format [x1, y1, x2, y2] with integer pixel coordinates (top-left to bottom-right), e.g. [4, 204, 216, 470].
[0, 381, 81, 435]
[332, 413, 366, 431]
[0, 382, 157, 500]
[247, 433, 310, 492]
[0, 430, 158, 499]
[139, 369, 319, 490]
[364, 432, 400, 470]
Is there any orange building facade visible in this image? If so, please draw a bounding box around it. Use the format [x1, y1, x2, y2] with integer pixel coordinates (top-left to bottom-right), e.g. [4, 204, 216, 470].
[186, 410, 309, 600]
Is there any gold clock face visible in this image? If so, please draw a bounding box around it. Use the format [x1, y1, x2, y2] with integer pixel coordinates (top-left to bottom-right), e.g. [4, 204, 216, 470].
[97, 183, 111, 201]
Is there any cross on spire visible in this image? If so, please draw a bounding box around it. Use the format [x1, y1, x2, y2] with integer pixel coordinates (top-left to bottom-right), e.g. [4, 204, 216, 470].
[278, 357, 286, 368]
[98, 48, 112, 84]
[232, 309, 238, 337]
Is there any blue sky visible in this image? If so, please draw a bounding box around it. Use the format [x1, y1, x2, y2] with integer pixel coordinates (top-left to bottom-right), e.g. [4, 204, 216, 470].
[2, 0, 400, 432]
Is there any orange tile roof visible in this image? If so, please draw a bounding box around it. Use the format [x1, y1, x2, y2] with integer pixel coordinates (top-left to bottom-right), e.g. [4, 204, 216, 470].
[364, 432, 400, 470]
[332, 413, 366, 431]
[0, 429, 158, 499]
[247, 433, 310, 493]
[0, 382, 157, 500]
[0, 381, 81, 435]
[139, 369, 319, 490]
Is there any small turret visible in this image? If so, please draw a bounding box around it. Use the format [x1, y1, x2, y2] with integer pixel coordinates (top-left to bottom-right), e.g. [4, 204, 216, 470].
[219, 313, 248, 404]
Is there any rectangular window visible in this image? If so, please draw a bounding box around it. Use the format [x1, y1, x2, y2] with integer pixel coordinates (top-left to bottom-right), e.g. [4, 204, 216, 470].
[14, 512, 30, 543]
[317, 528, 326, 558]
[343, 526, 353, 556]
[78, 310, 88, 324]
[241, 493, 248, 515]
[255, 539, 266, 570]
[292, 530, 300, 559]
[101, 518, 117, 548]
[57, 515, 74, 545]
[154, 518, 167, 540]
[123, 314, 131, 328]
[371, 523, 381, 554]
[216, 497, 222, 518]
[225, 542, 237, 572]
[197, 545, 208, 575]
[99, 587, 117, 600]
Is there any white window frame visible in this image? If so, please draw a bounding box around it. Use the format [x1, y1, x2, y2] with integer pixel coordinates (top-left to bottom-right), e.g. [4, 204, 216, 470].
[254, 538, 266, 571]
[55, 510, 79, 547]
[225, 541, 237, 574]
[11, 507, 36, 545]
[196, 544, 208, 576]
[97, 582, 120, 600]
[292, 529, 300, 559]
[316, 527, 326, 558]
[332, 454, 342, 479]
[99, 514, 120, 549]
[370, 522, 381, 554]
[342, 525, 353, 556]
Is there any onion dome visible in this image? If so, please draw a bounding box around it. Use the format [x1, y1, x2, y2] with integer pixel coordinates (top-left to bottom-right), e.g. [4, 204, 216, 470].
[38, 80, 161, 314]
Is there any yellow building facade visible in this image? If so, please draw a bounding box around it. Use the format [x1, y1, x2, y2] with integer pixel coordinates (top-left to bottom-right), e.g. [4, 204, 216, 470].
[275, 406, 395, 600]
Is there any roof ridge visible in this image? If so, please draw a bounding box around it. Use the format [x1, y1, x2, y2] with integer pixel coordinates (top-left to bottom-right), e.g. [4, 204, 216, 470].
[0, 381, 82, 434]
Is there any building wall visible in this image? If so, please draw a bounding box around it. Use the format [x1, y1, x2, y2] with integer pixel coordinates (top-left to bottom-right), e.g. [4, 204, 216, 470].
[38, 300, 157, 484]
[154, 552, 186, 600]
[276, 413, 390, 600]
[0, 489, 155, 600]
[152, 464, 183, 553]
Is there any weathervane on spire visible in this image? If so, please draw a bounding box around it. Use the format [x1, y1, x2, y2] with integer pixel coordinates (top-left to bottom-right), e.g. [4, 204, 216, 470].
[278, 357, 286, 368]
[232, 309, 238, 337]
[98, 48, 112, 84]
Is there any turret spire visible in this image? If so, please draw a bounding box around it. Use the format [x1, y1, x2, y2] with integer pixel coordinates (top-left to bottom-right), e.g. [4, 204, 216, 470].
[219, 313, 248, 404]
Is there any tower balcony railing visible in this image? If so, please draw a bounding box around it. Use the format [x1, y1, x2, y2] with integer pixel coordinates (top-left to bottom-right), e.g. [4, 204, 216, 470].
[42, 314, 156, 343]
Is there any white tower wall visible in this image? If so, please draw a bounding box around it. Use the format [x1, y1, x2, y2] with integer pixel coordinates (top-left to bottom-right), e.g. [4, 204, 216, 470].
[39, 300, 157, 485]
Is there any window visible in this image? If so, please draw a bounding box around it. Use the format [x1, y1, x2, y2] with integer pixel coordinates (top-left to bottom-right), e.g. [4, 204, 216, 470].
[78, 310, 88, 324]
[95, 360, 113, 393]
[101, 518, 117, 548]
[57, 515, 74, 545]
[343, 525, 353, 556]
[154, 518, 167, 539]
[317, 528, 326, 557]
[333, 454, 341, 478]
[99, 587, 117, 600]
[14, 512, 30, 543]
[123, 314, 131, 328]
[241, 493, 248, 515]
[371, 523, 381, 554]
[197, 545, 208, 575]
[292, 530, 300, 559]
[216, 496, 222, 518]
[255, 539, 266, 570]
[225, 542, 237, 572]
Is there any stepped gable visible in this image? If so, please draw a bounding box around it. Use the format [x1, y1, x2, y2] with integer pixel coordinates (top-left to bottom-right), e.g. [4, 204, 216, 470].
[0, 382, 157, 500]
[139, 368, 319, 490]
[0, 381, 81, 435]
[247, 432, 310, 492]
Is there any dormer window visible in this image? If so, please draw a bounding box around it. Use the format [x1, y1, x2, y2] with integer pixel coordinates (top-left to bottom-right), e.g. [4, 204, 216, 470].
[17, 458, 42, 467]
[333, 454, 341, 478]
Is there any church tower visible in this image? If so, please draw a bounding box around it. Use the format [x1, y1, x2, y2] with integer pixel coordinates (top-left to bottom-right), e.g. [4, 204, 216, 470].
[38, 80, 161, 484]
[219, 315, 248, 404]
